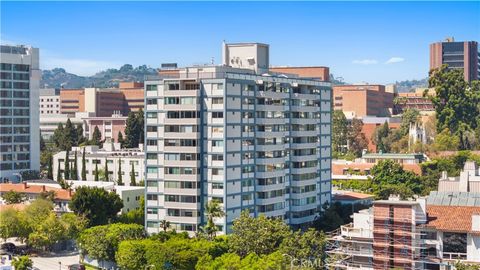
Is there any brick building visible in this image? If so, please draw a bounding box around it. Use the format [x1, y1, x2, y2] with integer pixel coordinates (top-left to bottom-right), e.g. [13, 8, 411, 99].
[333, 84, 394, 118]
[269, 66, 329, 81]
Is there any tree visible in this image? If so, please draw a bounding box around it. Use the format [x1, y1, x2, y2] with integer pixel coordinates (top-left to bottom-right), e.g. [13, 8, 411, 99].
[57, 159, 62, 182]
[370, 160, 423, 199]
[47, 153, 54, 180]
[280, 228, 326, 266]
[65, 118, 76, 149]
[1, 190, 26, 204]
[429, 65, 480, 150]
[94, 162, 99, 182]
[53, 123, 67, 150]
[116, 239, 150, 270]
[71, 151, 78, 180]
[11, 256, 32, 270]
[40, 134, 46, 152]
[372, 121, 391, 153]
[91, 126, 102, 146]
[60, 212, 88, 240]
[117, 131, 124, 147]
[76, 123, 85, 145]
[432, 128, 460, 151]
[332, 110, 348, 155]
[117, 158, 123, 186]
[124, 112, 139, 148]
[203, 200, 225, 240]
[0, 208, 23, 241]
[130, 162, 136, 186]
[229, 210, 291, 257]
[64, 150, 70, 180]
[69, 186, 123, 226]
[136, 109, 144, 144]
[399, 108, 420, 137]
[104, 158, 110, 181]
[39, 190, 56, 202]
[118, 196, 144, 225]
[78, 223, 145, 262]
[347, 118, 368, 156]
[160, 219, 170, 232]
[81, 148, 87, 181]
[28, 212, 66, 251]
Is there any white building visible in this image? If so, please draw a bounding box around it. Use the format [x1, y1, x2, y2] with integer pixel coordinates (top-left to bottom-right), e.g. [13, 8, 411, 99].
[438, 161, 480, 192]
[0, 45, 40, 182]
[145, 42, 332, 235]
[39, 88, 60, 115]
[53, 141, 144, 186]
[40, 111, 87, 139]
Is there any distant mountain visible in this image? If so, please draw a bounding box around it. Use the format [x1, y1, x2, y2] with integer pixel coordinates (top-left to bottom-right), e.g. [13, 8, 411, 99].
[41, 64, 158, 89]
[393, 78, 428, 93]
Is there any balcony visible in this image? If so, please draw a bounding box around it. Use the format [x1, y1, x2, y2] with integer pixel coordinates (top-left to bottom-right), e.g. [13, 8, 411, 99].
[443, 252, 467, 261]
[341, 223, 373, 239]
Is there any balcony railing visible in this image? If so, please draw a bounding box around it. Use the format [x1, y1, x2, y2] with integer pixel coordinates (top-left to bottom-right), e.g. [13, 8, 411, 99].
[443, 252, 467, 261]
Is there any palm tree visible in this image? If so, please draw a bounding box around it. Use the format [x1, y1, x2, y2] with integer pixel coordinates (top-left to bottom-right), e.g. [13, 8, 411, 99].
[204, 200, 225, 240]
[160, 219, 170, 232]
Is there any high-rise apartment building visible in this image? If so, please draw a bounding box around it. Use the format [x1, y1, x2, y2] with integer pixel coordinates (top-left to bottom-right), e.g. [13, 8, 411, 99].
[0, 45, 40, 181]
[144, 43, 332, 235]
[430, 38, 479, 82]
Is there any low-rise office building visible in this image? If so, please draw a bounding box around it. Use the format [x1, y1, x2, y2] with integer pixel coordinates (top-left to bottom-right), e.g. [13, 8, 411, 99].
[333, 84, 393, 118]
[39, 88, 60, 115]
[53, 142, 144, 185]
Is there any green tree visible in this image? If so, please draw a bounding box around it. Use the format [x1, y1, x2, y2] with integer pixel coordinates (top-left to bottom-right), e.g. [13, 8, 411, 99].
[432, 128, 460, 151]
[117, 131, 124, 147]
[370, 160, 422, 199]
[76, 123, 85, 145]
[116, 239, 151, 270]
[40, 134, 46, 151]
[60, 212, 88, 240]
[57, 159, 62, 182]
[429, 65, 480, 150]
[94, 162, 99, 182]
[53, 123, 67, 150]
[455, 262, 480, 270]
[78, 223, 145, 262]
[47, 153, 54, 180]
[81, 148, 87, 180]
[69, 186, 123, 226]
[104, 158, 110, 181]
[118, 196, 144, 225]
[136, 109, 144, 144]
[39, 190, 56, 202]
[11, 256, 32, 270]
[280, 228, 326, 268]
[160, 219, 170, 232]
[203, 200, 225, 240]
[117, 158, 123, 185]
[229, 210, 291, 257]
[64, 150, 70, 180]
[347, 118, 368, 156]
[332, 110, 348, 155]
[1, 190, 26, 204]
[65, 118, 76, 149]
[0, 208, 23, 241]
[130, 162, 136, 186]
[124, 112, 139, 148]
[399, 108, 420, 137]
[372, 121, 391, 153]
[91, 126, 102, 146]
[71, 151, 78, 180]
[28, 212, 67, 251]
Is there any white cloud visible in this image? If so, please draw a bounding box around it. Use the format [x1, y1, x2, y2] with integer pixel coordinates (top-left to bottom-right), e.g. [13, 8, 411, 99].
[385, 57, 405, 64]
[352, 59, 378, 65]
[41, 57, 121, 76]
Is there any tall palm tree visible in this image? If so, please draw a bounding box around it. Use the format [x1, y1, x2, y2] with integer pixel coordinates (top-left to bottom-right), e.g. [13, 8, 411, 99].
[160, 219, 170, 232]
[204, 200, 225, 240]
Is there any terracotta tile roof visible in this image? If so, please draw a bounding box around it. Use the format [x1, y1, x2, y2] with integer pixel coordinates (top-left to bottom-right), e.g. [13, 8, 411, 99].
[0, 183, 73, 201]
[426, 205, 480, 233]
[333, 191, 374, 201]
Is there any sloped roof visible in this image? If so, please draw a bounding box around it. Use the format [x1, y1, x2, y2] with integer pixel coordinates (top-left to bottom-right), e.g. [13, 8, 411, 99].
[426, 205, 480, 233]
[0, 183, 72, 201]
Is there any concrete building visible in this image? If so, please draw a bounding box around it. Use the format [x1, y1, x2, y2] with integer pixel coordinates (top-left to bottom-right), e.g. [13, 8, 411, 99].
[430, 38, 479, 82]
[39, 88, 60, 115]
[82, 112, 127, 143]
[40, 112, 126, 142]
[438, 161, 480, 193]
[222, 42, 269, 74]
[0, 45, 40, 182]
[393, 88, 435, 115]
[145, 42, 332, 235]
[333, 84, 394, 118]
[53, 142, 144, 185]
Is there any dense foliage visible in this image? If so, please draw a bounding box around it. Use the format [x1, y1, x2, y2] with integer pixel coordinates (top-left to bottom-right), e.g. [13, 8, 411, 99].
[428, 65, 480, 150]
[69, 186, 123, 226]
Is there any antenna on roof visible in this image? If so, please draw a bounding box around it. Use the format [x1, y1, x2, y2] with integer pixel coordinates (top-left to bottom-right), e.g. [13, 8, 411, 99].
[211, 57, 215, 65]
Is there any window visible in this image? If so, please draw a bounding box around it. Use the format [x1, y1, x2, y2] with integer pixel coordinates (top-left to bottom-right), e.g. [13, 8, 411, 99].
[147, 139, 158, 146]
[146, 112, 157, 118]
[146, 84, 157, 91]
[212, 112, 223, 118]
[147, 208, 158, 214]
[212, 183, 224, 189]
[146, 99, 157, 105]
[212, 97, 223, 104]
[211, 154, 223, 161]
[147, 153, 157, 160]
[147, 126, 158, 132]
[211, 168, 223, 175]
[147, 194, 158, 200]
[212, 140, 224, 147]
[147, 167, 158, 173]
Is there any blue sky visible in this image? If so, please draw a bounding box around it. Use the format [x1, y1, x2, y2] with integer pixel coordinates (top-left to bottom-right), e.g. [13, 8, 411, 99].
[1, 1, 479, 84]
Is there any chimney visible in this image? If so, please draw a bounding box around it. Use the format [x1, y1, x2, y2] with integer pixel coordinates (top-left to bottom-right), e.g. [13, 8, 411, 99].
[42, 185, 46, 192]
[23, 182, 27, 189]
